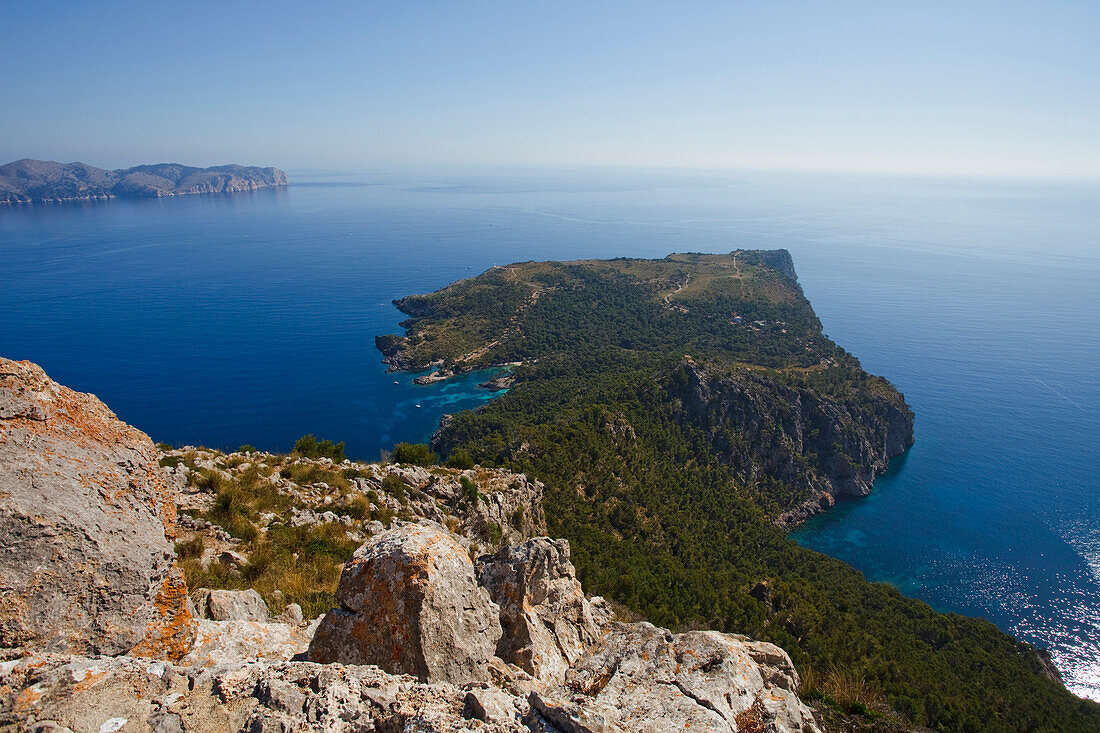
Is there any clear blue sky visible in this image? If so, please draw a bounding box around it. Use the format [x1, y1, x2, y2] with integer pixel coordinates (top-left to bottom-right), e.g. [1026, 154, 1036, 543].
[3, 1, 1097, 179]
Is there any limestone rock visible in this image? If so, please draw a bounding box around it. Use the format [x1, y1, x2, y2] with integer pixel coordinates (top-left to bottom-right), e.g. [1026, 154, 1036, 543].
[180, 618, 318, 667]
[667, 359, 913, 528]
[529, 691, 624, 733]
[0, 655, 527, 733]
[275, 603, 304, 626]
[195, 589, 271, 622]
[307, 522, 503, 685]
[554, 622, 820, 733]
[0, 357, 194, 659]
[463, 687, 521, 726]
[478, 538, 602, 682]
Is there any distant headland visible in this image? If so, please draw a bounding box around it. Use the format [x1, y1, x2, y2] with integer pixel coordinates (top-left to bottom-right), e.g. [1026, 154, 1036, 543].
[0, 158, 287, 204]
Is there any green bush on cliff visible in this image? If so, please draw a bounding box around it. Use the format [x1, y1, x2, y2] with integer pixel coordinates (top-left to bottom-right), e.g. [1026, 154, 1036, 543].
[392, 442, 437, 466]
[445, 448, 475, 469]
[293, 434, 346, 462]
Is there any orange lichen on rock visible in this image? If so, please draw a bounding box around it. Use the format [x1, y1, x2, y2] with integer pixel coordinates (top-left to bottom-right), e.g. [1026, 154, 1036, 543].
[0, 357, 194, 657]
[308, 522, 502, 685]
[129, 566, 196, 662]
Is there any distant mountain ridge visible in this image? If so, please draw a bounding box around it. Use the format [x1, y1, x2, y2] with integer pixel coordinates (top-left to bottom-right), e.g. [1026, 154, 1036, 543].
[0, 158, 287, 203]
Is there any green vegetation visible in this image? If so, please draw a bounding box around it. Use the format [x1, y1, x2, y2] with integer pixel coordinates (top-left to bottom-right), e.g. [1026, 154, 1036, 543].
[279, 462, 350, 491]
[174, 536, 205, 561]
[172, 452, 363, 617]
[445, 448, 475, 469]
[459, 475, 482, 504]
[293, 434, 346, 462]
[180, 520, 357, 619]
[392, 442, 438, 466]
[382, 252, 1099, 732]
[380, 473, 407, 501]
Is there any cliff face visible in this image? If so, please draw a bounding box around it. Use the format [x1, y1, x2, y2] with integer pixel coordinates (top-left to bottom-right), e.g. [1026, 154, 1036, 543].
[666, 360, 914, 525]
[738, 248, 799, 281]
[0, 158, 287, 203]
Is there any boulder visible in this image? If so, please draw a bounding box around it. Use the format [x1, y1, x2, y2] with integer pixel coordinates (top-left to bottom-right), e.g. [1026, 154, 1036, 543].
[529, 691, 623, 733]
[478, 538, 602, 682]
[0, 358, 194, 659]
[180, 617, 319, 667]
[307, 522, 503, 685]
[555, 622, 821, 733]
[276, 602, 304, 626]
[464, 688, 520, 726]
[195, 588, 271, 622]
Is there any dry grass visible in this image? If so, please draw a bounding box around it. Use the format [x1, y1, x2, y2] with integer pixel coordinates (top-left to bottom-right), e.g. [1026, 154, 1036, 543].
[800, 664, 881, 716]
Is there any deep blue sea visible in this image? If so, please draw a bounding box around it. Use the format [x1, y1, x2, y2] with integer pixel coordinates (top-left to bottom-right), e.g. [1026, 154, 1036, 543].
[2, 169, 1097, 699]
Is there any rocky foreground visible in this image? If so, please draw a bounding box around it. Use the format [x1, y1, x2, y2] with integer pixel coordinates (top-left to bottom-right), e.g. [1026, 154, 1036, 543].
[0, 159, 287, 204]
[0, 357, 822, 731]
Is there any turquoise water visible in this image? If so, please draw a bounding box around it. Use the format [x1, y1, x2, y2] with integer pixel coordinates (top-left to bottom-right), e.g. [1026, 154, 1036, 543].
[2, 169, 1097, 698]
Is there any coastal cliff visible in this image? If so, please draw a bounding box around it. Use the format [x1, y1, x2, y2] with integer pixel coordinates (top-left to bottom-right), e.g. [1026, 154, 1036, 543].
[375, 252, 1100, 731]
[666, 359, 913, 526]
[0, 158, 287, 203]
[380, 251, 914, 527]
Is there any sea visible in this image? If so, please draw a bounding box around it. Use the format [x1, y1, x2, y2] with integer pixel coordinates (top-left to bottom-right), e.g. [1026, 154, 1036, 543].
[2, 168, 1097, 700]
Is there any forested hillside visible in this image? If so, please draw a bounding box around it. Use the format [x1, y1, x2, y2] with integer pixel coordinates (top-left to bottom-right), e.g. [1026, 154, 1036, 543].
[380, 252, 1100, 732]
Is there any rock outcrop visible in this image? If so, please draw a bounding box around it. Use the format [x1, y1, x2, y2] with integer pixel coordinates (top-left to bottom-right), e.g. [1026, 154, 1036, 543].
[303, 524, 820, 731]
[479, 538, 602, 682]
[308, 522, 504, 685]
[194, 589, 271, 622]
[181, 617, 318, 668]
[345, 463, 547, 546]
[0, 357, 193, 659]
[666, 359, 913, 526]
[552, 622, 819, 732]
[0, 656, 527, 733]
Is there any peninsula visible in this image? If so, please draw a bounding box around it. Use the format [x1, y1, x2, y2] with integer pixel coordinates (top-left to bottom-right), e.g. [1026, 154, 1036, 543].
[0, 158, 287, 203]
[377, 251, 1098, 730]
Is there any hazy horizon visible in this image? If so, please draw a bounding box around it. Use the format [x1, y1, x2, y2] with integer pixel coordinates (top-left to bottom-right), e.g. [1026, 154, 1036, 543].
[5, 1, 1098, 181]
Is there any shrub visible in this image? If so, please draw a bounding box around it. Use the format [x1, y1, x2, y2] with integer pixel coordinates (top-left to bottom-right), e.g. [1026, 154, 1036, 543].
[375, 504, 395, 527]
[206, 486, 258, 541]
[333, 494, 372, 520]
[237, 444, 257, 454]
[293, 434, 346, 462]
[445, 449, 475, 470]
[460, 475, 481, 504]
[280, 463, 350, 492]
[392, 442, 437, 466]
[381, 473, 407, 502]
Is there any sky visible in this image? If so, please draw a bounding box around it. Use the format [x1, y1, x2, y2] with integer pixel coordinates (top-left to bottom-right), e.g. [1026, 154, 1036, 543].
[3, 1, 1098, 179]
